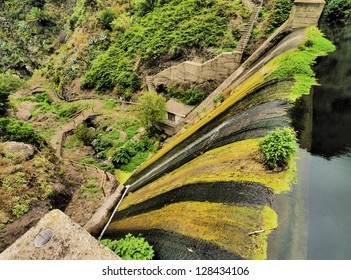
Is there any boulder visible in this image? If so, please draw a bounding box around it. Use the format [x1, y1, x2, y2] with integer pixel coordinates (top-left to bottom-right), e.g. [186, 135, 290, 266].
[1, 142, 35, 160]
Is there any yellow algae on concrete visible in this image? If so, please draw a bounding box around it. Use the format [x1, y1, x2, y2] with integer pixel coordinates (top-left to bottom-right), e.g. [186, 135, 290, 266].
[120, 139, 296, 211]
[108, 202, 277, 260]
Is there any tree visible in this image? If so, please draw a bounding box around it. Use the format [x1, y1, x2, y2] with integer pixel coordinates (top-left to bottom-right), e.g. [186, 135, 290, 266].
[136, 91, 166, 133]
[0, 74, 22, 115]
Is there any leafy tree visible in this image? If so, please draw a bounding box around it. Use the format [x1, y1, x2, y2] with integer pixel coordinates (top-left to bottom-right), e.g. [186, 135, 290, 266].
[0, 74, 22, 115]
[136, 92, 166, 132]
[259, 127, 297, 169]
[101, 234, 154, 260]
[99, 9, 115, 30]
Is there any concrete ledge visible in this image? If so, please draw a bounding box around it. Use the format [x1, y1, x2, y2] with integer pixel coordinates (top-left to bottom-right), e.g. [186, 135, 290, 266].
[0, 210, 120, 260]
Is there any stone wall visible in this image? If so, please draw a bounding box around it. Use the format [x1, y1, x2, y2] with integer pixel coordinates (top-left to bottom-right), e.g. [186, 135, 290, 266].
[153, 51, 242, 87]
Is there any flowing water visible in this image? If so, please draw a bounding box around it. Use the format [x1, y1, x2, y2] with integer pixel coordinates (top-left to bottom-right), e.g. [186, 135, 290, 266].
[268, 23, 351, 260]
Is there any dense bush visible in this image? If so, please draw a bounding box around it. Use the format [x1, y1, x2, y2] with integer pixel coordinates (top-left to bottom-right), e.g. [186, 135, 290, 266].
[259, 127, 297, 169]
[0, 73, 23, 114]
[324, 0, 351, 23]
[112, 137, 153, 169]
[166, 86, 207, 105]
[99, 9, 115, 30]
[74, 122, 95, 146]
[265, 0, 293, 35]
[101, 233, 154, 260]
[0, 117, 41, 146]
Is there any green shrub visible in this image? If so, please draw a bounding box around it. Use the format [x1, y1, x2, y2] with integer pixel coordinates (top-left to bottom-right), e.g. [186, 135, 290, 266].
[265, 0, 293, 35]
[259, 127, 297, 169]
[0, 117, 41, 146]
[0, 73, 23, 115]
[34, 92, 53, 103]
[101, 233, 154, 260]
[166, 86, 207, 105]
[324, 0, 351, 23]
[99, 9, 115, 30]
[74, 122, 95, 146]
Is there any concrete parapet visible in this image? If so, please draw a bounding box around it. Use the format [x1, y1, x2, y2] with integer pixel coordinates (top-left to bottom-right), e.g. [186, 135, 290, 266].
[0, 210, 119, 260]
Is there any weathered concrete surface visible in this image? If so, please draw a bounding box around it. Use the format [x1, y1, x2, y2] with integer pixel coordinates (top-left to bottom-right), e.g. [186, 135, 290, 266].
[0, 210, 120, 260]
[153, 52, 242, 87]
[289, 0, 325, 29]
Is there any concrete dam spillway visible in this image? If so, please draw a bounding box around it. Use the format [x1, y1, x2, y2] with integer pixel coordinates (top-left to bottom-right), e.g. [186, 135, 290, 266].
[102, 18, 335, 258]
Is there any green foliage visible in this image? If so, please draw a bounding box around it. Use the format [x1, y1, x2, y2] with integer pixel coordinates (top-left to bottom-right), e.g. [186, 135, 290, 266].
[265, 0, 293, 35]
[56, 104, 83, 120]
[96, 162, 115, 173]
[27, 7, 47, 23]
[34, 92, 53, 103]
[0, 117, 41, 145]
[134, 0, 157, 16]
[265, 27, 335, 99]
[112, 137, 153, 169]
[82, 0, 245, 93]
[213, 93, 224, 103]
[324, 0, 351, 23]
[101, 233, 154, 260]
[0, 73, 23, 114]
[99, 8, 115, 30]
[166, 85, 207, 106]
[259, 127, 297, 169]
[10, 196, 31, 218]
[74, 122, 95, 146]
[136, 92, 165, 132]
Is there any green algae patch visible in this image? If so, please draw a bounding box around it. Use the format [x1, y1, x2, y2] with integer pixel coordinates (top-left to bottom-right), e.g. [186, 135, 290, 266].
[119, 138, 296, 211]
[115, 169, 132, 185]
[264, 26, 335, 100]
[108, 202, 277, 260]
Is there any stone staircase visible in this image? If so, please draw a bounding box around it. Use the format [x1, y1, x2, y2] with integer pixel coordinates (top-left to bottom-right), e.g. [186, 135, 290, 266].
[146, 75, 156, 92]
[235, 0, 263, 58]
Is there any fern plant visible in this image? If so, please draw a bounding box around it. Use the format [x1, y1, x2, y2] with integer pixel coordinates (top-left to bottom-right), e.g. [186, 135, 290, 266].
[101, 234, 154, 260]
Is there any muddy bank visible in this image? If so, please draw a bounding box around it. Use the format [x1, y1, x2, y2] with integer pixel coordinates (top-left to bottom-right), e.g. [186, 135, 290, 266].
[113, 181, 273, 220]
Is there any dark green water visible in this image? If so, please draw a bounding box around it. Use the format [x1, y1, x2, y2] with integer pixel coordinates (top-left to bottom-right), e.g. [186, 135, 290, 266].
[268, 23, 351, 260]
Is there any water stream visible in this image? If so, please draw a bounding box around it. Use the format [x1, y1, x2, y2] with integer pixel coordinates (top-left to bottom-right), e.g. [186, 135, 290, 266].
[268, 23, 351, 260]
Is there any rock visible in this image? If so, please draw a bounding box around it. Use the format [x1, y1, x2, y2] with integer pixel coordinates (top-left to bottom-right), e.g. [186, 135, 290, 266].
[137, 127, 146, 134]
[105, 126, 113, 132]
[1, 142, 35, 160]
[119, 130, 127, 141]
[15, 101, 37, 121]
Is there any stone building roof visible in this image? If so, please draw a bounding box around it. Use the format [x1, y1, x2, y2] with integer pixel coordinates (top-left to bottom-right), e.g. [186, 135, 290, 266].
[0, 210, 120, 260]
[166, 99, 194, 118]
